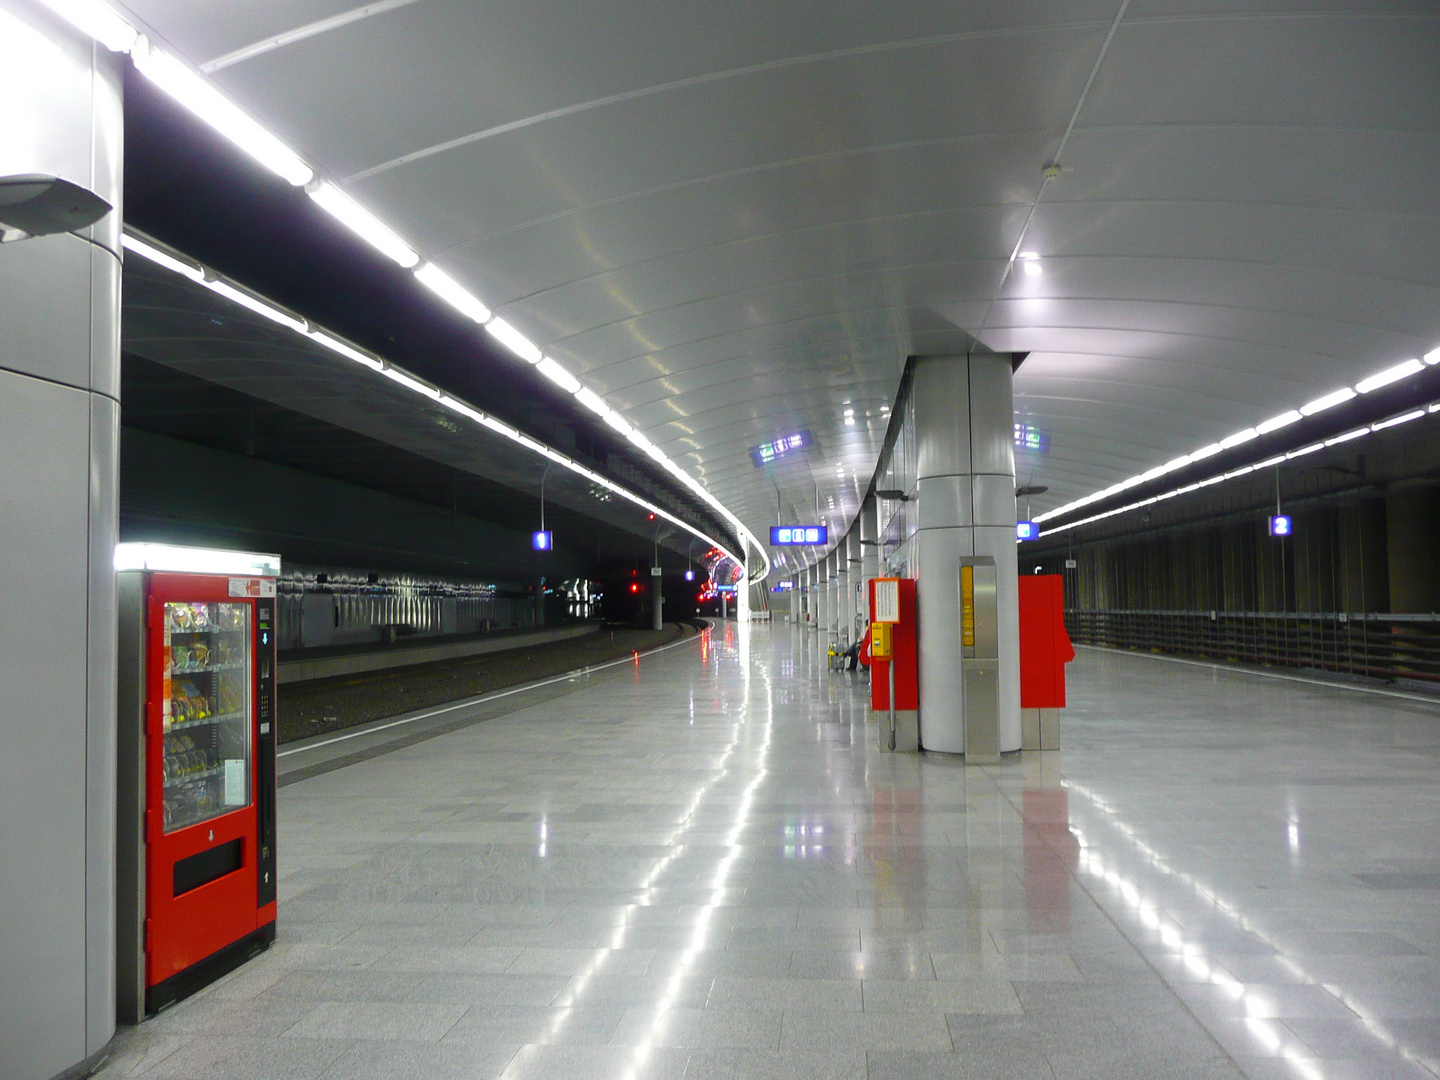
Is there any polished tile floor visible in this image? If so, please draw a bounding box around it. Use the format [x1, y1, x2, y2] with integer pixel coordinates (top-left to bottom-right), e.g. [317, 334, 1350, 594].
[102, 623, 1440, 1079]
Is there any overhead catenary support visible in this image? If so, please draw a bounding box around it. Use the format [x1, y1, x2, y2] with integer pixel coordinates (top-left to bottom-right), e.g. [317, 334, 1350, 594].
[913, 352, 1021, 755]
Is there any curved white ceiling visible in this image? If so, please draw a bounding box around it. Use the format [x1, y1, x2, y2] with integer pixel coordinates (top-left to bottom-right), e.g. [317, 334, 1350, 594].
[119, 0, 1440, 574]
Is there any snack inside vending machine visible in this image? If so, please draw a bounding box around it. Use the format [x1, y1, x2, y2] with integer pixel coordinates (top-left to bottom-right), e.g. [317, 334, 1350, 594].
[115, 543, 279, 1019]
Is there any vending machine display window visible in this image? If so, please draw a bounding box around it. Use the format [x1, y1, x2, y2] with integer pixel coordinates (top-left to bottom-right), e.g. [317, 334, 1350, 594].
[161, 602, 253, 831]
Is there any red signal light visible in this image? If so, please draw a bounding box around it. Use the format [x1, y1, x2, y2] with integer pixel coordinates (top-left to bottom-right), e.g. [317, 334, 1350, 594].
[630, 583, 639, 594]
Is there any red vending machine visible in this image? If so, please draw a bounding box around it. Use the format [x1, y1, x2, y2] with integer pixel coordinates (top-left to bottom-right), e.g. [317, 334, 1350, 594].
[115, 543, 280, 1020]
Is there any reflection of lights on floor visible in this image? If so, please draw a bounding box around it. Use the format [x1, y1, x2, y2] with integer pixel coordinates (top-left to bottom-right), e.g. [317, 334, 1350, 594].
[1065, 780, 1433, 1078]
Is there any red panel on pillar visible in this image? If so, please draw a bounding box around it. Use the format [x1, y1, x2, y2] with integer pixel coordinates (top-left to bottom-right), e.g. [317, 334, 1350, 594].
[1018, 575, 1074, 708]
[868, 578, 917, 711]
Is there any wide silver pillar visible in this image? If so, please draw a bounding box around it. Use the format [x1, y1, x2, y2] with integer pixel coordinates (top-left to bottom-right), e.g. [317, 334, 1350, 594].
[651, 568, 663, 629]
[860, 497, 880, 604]
[814, 559, 827, 637]
[834, 543, 849, 647]
[913, 353, 1020, 755]
[0, 5, 122, 1077]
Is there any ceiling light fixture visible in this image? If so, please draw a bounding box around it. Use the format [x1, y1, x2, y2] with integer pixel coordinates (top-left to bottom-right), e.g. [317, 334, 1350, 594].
[536, 357, 582, 394]
[1255, 410, 1302, 435]
[573, 387, 610, 417]
[120, 233, 203, 282]
[307, 329, 382, 371]
[415, 263, 491, 323]
[1299, 387, 1356, 416]
[132, 39, 313, 186]
[1356, 358, 1423, 393]
[484, 317, 542, 364]
[306, 180, 418, 267]
[39, 0, 136, 51]
[203, 280, 306, 333]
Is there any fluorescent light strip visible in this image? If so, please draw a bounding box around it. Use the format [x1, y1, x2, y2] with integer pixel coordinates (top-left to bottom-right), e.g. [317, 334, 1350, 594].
[123, 228, 749, 573]
[121, 233, 204, 282]
[1037, 349, 1440, 526]
[48, 0, 770, 582]
[307, 180, 419, 268]
[1041, 402, 1438, 538]
[415, 263, 491, 323]
[131, 38, 313, 186]
[204, 280, 307, 333]
[40, 0, 136, 51]
[484, 317, 543, 364]
[536, 357, 582, 394]
[1356, 358, 1422, 393]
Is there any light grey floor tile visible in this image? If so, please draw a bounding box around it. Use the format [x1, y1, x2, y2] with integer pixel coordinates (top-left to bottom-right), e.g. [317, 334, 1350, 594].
[683, 1046, 867, 1079]
[282, 1001, 468, 1041]
[138, 1035, 353, 1079]
[315, 1040, 519, 1080]
[780, 1010, 954, 1052]
[495, 1043, 691, 1080]
[608, 1007, 781, 1050]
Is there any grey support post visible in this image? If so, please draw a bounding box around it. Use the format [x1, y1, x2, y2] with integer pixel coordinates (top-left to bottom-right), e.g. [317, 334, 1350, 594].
[912, 352, 1021, 757]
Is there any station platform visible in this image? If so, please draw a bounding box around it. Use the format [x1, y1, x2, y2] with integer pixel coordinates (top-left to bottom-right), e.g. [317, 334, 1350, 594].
[101, 623, 1440, 1080]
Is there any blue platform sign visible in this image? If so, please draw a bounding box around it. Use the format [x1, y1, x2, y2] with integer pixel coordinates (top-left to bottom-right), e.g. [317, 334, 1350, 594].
[770, 525, 827, 546]
[1268, 515, 1292, 538]
[532, 530, 553, 550]
[1016, 521, 1039, 541]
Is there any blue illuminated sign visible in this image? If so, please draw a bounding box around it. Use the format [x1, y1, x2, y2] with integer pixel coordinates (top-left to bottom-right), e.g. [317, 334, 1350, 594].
[1268, 515, 1292, 538]
[532, 530, 553, 550]
[770, 525, 827, 546]
[684, 569, 694, 581]
[1016, 521, 1039, 541]
[1014, 423, 1050, 454]
[750, 431, 812, 468]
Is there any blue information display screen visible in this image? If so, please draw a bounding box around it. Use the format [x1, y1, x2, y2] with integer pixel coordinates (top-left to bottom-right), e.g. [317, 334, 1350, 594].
[770, 526, 827, 546]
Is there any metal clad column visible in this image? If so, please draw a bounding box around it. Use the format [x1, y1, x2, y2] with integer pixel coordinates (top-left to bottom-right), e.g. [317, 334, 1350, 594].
[914, 356, 973, 753]
[969, 355, 1022, 752]
[861, 497, 880, 604]
[0, 6, 123, 1075]
[912, 352, 1021, 755]
[835, 542, 849, 648]
[651, 567, 663, 630]
[847, 527, 863, 643]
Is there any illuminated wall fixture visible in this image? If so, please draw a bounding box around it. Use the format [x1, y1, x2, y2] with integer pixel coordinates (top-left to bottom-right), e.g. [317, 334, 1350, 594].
[1036, 348, 1440, 529]
[1018, 250, 1042, 277]
[750, 431, 812, 468]
[37, 0, 770, 584]
[121, 231, 748, 574]
[770, 526, 827, 546]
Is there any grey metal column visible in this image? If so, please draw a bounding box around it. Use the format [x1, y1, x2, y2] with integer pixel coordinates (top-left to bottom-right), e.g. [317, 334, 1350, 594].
[860, 497, 880, 609]
[651, 568, 663, 630]
[0, 5, 122, 1077]
[913, 352, 1019, 755]
[834, 542, 849, 648]
[847, 526, 864, 642]
[815, 558, 827, 637]
[809, 562, 820, 630]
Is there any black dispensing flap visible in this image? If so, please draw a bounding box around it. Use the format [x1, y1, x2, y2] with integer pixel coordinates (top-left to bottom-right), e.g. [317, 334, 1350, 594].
[173, 838, 243, 897]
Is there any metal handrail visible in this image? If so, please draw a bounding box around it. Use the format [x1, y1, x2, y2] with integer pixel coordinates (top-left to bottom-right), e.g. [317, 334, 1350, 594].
[1066, 609, 1440, 686]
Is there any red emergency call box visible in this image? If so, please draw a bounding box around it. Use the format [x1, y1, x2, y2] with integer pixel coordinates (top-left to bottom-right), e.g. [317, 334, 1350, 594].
[867, 577, 917, 713]
[115, 544, 279, 1019]
[1017, 574, 1074, 749]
